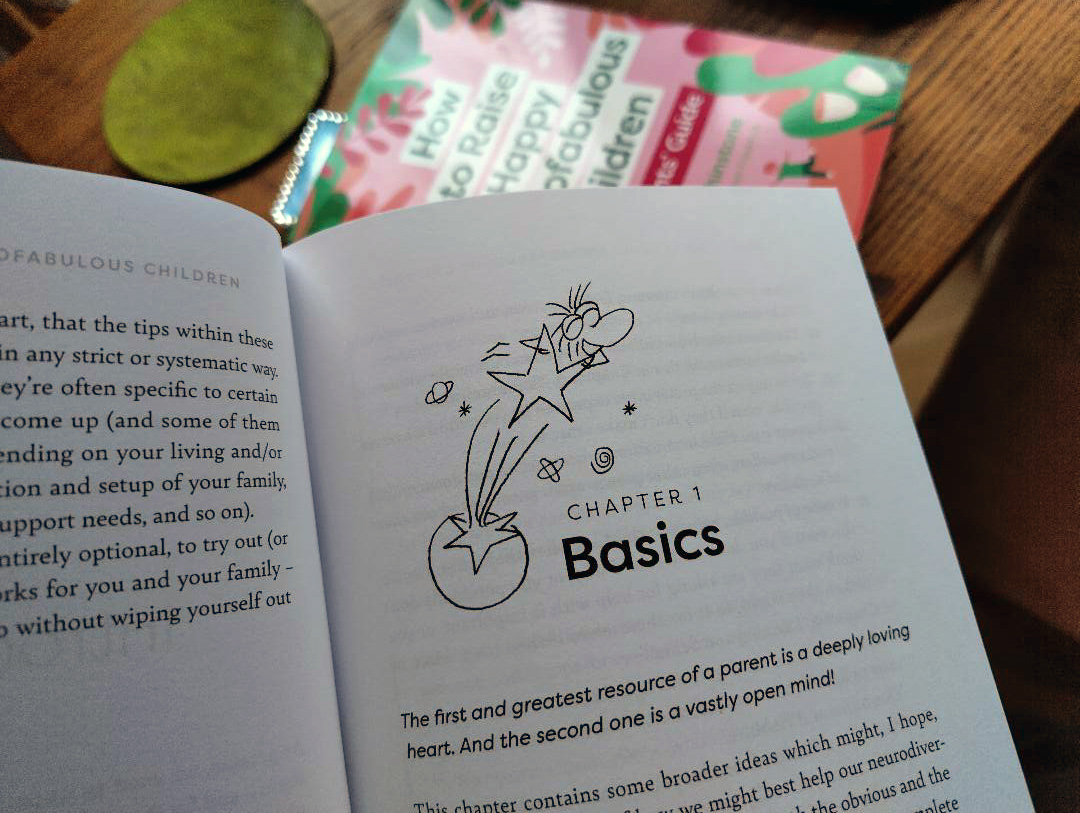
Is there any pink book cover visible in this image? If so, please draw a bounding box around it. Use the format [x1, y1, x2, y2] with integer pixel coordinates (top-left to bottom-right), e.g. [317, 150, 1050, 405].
[293, 0, 908, 239]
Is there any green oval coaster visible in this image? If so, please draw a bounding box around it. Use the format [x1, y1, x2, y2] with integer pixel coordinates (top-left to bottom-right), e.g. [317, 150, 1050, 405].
[103, 0, 331, 185]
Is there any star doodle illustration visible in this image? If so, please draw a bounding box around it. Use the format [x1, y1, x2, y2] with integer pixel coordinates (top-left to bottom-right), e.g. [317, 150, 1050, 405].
[428, 283, 636, 611]
[441, 511, 521, 574]
[623, 400, 637, 416]
[488, 324, 589, 428]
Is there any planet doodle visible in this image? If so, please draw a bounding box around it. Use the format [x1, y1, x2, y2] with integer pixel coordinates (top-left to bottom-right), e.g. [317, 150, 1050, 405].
[537, 457, 565, 483]
[425, 380, 453, 405]
[429, 511, 528, 611]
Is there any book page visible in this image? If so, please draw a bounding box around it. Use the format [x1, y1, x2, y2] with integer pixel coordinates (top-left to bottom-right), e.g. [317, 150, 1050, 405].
[285, 187, 1031, 812]
[0, 162, 348, 812]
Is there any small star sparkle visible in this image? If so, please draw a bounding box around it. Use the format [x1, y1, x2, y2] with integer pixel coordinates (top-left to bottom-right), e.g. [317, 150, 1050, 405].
[622, 400, 637, 416]
[458, 401, 472, 417]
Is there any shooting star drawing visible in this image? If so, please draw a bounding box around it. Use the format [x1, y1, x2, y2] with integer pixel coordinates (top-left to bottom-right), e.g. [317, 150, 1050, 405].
[428, 283, 636, 610]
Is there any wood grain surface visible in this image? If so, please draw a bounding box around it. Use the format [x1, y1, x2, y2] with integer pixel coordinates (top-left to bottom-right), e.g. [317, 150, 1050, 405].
[2, 0, 1079, 332]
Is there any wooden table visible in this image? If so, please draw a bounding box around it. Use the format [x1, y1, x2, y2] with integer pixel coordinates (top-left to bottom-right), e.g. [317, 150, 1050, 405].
[2, 0, 1079, 334]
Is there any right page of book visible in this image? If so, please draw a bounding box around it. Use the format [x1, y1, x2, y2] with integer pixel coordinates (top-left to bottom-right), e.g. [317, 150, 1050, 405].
[284, 186, 1032, 812]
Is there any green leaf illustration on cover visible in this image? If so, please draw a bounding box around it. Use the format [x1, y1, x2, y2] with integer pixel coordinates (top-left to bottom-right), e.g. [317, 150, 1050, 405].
[301, 0, 442, 237]
[776, 156, 829, 180]
[697, 53, 907, 139]
[307, 182, 349, 235]
[456, 0, 522, 34]
[384, 0, 455, 65]
[350, 57, 429, 119]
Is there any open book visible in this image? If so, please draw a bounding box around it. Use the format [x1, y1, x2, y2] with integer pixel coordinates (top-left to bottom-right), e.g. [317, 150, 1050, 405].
[1, 160, 1031, 812]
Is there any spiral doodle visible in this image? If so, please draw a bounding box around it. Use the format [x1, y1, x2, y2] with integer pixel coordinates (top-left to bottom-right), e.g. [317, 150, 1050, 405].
[590, 447, 614, 474]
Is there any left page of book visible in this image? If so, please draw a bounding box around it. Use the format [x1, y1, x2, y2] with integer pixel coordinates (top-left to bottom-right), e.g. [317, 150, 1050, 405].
[0, 162, 349, 812]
